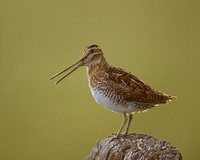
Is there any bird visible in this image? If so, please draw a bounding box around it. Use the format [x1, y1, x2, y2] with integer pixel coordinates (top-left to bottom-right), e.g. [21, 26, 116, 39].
[50, 44, 176, 137]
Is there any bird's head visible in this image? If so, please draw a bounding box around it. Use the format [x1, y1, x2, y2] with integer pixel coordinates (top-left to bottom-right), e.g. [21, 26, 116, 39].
[82, 44, 103, 66]
[50, 44, 104, 84]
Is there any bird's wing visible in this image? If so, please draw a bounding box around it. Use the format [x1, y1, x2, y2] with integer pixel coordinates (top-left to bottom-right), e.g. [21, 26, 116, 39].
[105, 66, 170, 104]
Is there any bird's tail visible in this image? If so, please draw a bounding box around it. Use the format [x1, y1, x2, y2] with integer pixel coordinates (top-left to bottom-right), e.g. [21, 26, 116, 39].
[155, 91, 176, 104]
[167, 95, 176, 101]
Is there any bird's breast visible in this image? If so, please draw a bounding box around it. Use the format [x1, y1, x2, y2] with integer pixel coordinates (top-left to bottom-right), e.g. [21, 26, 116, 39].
[89, 86, 137, 114]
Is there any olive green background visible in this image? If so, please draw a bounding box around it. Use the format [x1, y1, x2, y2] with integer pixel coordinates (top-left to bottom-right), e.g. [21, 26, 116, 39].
[0, 0, 199, 159]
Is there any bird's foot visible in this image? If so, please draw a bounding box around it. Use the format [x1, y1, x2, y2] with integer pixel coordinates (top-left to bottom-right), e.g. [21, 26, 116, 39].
[109, 132, 128, 142]
[122, 132, 128, 137]
[108, 133, 121, 142]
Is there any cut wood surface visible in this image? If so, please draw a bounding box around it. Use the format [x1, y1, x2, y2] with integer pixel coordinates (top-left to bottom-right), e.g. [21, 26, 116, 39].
[86, 133, 182, 160]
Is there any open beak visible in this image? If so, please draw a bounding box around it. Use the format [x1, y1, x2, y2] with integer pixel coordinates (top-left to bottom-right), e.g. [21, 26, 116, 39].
[50, 57, 85, 84]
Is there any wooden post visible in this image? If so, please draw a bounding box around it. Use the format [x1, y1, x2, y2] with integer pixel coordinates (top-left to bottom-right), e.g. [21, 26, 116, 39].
[86, 133, 182, 160]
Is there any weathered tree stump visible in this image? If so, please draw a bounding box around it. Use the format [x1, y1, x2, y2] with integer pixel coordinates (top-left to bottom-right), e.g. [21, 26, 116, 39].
[86, 133, 182, 160]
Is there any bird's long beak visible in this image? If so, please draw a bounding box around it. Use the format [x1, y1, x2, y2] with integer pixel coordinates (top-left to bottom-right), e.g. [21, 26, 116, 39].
[50, 57, 85, 84]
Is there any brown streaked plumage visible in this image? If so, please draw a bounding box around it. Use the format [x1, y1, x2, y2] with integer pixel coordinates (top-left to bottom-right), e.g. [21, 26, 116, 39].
[50, 44, 176, 137]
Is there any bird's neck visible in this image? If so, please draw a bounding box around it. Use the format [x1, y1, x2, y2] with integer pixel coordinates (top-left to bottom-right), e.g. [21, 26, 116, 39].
[87, 56, 109, 87]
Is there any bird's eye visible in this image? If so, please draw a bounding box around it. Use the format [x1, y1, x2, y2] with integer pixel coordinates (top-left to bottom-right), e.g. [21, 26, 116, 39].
[90, 49, 95, 53]
[91, 54, 99, 60]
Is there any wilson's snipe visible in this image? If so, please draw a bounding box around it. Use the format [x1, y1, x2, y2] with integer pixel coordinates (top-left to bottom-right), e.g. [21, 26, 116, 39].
[50, 44, 176, 137]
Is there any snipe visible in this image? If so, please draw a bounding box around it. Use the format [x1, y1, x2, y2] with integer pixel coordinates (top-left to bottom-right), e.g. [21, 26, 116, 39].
[50, 44, 176, 137]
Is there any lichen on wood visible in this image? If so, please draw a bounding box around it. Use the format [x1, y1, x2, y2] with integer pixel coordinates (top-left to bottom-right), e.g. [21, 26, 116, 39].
[86, 133, 182, 160]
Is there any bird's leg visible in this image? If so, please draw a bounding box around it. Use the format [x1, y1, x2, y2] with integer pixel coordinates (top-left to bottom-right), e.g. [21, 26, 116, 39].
[123, 113, 133, 136]
[116, 113, 127, 137]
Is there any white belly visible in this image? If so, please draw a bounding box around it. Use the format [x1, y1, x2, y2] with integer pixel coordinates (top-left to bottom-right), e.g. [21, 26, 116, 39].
[90, 87, 136, 113]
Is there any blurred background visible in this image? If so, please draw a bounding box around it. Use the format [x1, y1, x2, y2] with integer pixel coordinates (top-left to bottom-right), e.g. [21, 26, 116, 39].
[0, 0, 199, 159]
